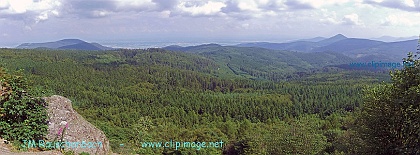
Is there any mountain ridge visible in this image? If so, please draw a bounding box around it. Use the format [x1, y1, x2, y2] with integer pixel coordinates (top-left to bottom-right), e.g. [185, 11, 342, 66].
[234, 34, 418, 62]
[370, 35, 418, 42]
[16, 39, 113, 51]
[316, 34, 348, 46]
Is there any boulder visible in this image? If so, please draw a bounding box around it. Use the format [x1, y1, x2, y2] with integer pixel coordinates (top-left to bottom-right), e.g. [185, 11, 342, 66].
[44, 95, 110, 155]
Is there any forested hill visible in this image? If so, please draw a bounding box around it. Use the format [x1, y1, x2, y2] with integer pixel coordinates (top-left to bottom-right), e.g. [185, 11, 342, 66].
[16, 39, 113, 51]
[0, 47, 393, 154]
[237, 34, 418, 62]
[163, 44, 395, 80]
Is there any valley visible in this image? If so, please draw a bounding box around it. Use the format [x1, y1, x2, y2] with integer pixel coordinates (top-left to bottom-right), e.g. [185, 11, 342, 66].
[0, 44, 397, 154]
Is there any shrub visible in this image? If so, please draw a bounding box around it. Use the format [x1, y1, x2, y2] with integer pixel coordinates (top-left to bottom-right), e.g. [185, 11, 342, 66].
[0, 68, 48, 143]
[361, 48, 420, 154]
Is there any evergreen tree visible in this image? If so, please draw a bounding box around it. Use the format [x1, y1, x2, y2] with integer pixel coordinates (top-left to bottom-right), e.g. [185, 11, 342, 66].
[361, 38, 420, 154]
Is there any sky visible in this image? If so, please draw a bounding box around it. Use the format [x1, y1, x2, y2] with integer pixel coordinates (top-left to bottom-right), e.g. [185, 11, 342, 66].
[0, 0, 419, 47]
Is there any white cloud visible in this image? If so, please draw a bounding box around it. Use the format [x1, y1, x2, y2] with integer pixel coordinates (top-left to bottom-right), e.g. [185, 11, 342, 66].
[241, 23, 250, 29]
[24, 25, 32, 31]
[226, 0, 278, 11]
[1, 0, 418, 43]
[220, 0, 287, 19]
[365, 0, 420, 12]
[236, 0, 260, 11]
[31, 0, 62, 12]
[0, 1, 10, 9]
[115, 0, 157, 10]
[177, 1, 226, 16]
[382, 13, 420, 26]
[91, 10, 110, 18]
[342, 13, 363, 25]
[51, 10, 59, 16]
[36, 12, 49, 22]
[320, 17, 341, 24]
[160, 10, 171, 18]
[318, 9, 340, 24]
[403, 0, 416, 7]
[7, 0, 32, 14]
[297, 0, 351, 8]
[0, 0, 62, 15]
[0, 0, 62, 24]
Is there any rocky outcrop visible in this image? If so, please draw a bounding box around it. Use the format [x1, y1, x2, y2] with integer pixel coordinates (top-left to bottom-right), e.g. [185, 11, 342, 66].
[44, 95, 110, 155]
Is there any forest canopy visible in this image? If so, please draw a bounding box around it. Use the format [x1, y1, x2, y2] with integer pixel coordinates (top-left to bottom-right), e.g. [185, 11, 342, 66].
[0, 45, 418, 154]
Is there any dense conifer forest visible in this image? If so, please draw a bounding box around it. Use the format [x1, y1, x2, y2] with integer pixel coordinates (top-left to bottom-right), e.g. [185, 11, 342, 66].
[0, 46, 418, 154]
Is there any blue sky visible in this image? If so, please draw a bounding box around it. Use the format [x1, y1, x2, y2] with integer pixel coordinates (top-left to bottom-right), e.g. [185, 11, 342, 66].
[0, 0, 419, 47]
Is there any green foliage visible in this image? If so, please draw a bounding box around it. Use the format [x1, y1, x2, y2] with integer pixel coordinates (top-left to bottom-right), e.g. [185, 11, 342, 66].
[0, 48, 386, 154]
[268, 115, 329, 155]
[171, 45, 358, 81]
[0, 68, 48, 143]
[360, 51, 420, 154]
[63, 150, 75, 155]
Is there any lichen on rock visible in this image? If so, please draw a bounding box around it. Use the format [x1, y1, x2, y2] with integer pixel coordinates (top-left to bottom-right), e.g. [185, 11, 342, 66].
[44, 95, 110, 155]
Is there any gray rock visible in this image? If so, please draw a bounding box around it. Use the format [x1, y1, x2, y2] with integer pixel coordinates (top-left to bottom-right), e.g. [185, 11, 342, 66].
[43, 95, 111, 155]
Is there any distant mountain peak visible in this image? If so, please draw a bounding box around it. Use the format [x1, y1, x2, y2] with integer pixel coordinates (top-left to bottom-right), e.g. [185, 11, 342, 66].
[58, 39, 85, 43]
[16, 39, 113, 51]
[331, 34, 347, 39]
[316, 34, 348, 46]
